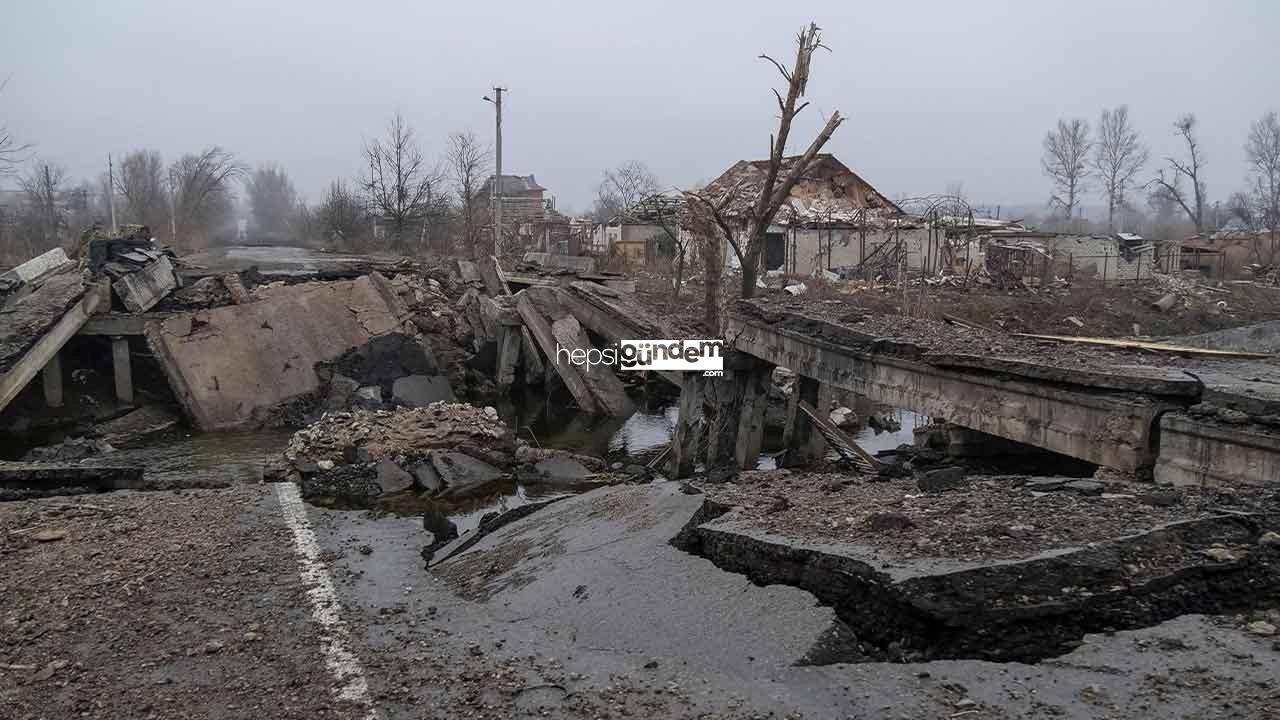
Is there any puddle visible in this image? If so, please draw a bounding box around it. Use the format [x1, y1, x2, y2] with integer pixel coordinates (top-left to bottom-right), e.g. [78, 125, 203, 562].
[847, 410, 927, 455]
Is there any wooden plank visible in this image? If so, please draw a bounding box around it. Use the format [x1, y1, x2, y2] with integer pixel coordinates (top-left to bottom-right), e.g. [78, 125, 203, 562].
[797, 400, 881, 473]
[0, 282, 107, 415]
[515, 291, 600, 414]
[1013, 333, 1274, 359]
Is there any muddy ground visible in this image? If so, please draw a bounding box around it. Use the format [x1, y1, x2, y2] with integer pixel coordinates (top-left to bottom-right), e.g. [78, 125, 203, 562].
[3, 482, 1279, 719]
[635, 272, 1280, 338]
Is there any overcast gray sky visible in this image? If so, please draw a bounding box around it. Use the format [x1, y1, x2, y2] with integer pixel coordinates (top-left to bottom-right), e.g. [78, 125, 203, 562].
[3, 1, 1278, 214]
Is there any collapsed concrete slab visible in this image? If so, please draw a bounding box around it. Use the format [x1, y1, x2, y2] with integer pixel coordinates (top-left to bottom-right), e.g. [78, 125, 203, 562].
[145, 273, 407, 429]
[680, 492, 1280, 663]
[515, 286, 632, 416]
[431, 483, 835, 674]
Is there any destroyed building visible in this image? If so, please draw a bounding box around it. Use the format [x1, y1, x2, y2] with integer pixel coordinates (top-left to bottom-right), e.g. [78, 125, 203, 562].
[699, 153, 939, 276]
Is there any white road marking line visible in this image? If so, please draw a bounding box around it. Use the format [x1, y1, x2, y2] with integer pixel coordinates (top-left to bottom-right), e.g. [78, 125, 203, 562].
[273, 482, 380, 720]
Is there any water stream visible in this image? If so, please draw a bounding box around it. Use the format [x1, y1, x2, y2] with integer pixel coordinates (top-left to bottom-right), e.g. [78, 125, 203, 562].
[27, 398, 924, 536]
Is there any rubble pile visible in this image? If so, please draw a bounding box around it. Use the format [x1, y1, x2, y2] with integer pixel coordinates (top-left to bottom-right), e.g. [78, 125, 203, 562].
[285, 403, 512, 467]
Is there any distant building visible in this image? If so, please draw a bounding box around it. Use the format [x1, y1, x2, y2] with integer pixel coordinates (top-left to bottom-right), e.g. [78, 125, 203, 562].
[476, 174, 561, 250]
[593, 194, 695, 267]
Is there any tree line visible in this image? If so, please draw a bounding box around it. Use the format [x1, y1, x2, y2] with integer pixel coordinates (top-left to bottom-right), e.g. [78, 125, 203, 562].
[1041, 107, 1280, 255]
[0, 102, 499, 260]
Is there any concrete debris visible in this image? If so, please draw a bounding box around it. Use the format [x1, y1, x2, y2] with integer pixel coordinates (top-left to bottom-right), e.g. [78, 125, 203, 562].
[1247, 621, 1277, 636]
[391, 374, 454, 407]
[828, 406, 856, 428]
[22, 436, 115, 462]
[522, 252, 597, 275]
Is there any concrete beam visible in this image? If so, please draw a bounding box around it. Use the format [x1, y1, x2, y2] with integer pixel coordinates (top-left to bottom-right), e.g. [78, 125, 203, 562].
[783, 376, 824, 467]
[0, 282, 107, 416]
[734, 358, 774, 469]
[726, 315, 1176, 471]
[111, 336, 134, 405]
[515, 291, 601, 414]
[42, 351, 63, 408]
[1155, 413, 1280, 486]
[0, 248, 70, 288]
[495, 327, 521, 390]
[80, 314, 164, 336]
[668, 373, 705, 479]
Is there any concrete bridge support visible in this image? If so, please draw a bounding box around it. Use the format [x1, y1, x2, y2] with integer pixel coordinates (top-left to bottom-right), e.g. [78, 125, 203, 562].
[667, 353, 775, 477]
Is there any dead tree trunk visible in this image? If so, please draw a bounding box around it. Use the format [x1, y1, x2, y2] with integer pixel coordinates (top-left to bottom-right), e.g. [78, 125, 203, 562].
[685, 22, 844, 300]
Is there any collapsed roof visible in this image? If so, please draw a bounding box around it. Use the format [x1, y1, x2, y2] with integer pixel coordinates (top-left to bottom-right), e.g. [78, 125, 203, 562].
[698, 154, 904, 227]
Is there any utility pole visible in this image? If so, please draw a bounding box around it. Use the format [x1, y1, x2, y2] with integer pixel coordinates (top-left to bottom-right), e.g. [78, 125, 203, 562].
[168, 168, 178, 245]
[107, 154, 118, 234]
[484, 87, 506, 252]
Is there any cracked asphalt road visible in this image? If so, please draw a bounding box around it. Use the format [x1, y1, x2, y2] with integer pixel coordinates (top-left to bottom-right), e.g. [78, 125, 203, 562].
[3, 484, 1278, 719]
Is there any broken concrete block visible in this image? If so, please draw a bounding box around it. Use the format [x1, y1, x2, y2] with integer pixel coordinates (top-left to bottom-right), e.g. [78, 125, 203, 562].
[411, 461, 443, 492]
[1023, 478, 1068, 491]
[112, 256, 178, 313]
[433, 451, 505, 497]
[916, 466, 967, 493]
[829, 407, 856, 428]
[391, 375, 453, 407]
[1063, 480, 1105, 496]
[865, 511, 914, 531]
[323, 374, 361, 411]
[375, 459, 415, 494]
[530, 456, 597, 488]
[355, 386, 382, 404]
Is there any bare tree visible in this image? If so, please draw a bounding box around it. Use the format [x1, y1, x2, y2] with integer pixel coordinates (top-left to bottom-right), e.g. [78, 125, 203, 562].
[1151, 114, 1207, 234]
[1092, 106, 1148, 231]
[18, 159, 67, 249]
[318, 180, 366, 247]
[1041, 118, 1091, 225]
[1245, 111, 1280, 261]
[244, 164, 298, 244]
[361, 113, 443, 250]
[593, 161, 661, 222]
[685, 22, 844, 299]
[115, 149, 168, 233]
[170, 147, 247, 250]
[0, 78, 32, 179]
[446, 130, 490, 257]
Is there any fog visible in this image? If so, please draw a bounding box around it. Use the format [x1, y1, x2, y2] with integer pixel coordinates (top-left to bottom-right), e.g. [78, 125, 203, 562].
[2, 0, 1278, 213]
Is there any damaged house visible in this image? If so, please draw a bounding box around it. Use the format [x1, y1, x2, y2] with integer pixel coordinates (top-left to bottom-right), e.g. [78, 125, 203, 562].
[700, 153, 939, 277]
[593, 193, 695, 267]
[475, 174, 566, 251]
